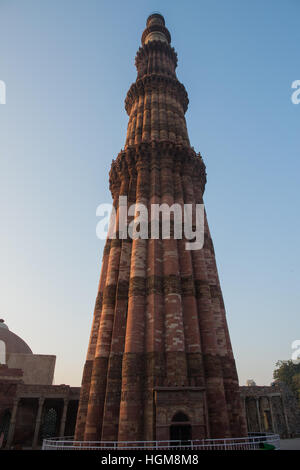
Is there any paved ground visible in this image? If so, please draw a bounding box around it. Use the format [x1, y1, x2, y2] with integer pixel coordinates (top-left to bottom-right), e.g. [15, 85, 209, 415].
[280, 438, 300, 450]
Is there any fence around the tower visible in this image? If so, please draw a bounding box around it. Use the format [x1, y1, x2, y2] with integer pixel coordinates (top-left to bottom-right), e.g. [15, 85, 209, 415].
[42, 433, 280, 450]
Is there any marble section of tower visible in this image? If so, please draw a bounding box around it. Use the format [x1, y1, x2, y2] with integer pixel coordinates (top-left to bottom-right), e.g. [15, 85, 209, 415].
[75, 14, 247, 442]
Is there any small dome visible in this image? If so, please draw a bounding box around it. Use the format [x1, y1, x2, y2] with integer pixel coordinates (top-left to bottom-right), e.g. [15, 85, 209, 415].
[0, 319, 32, 355]
[0, 319, 9, 330]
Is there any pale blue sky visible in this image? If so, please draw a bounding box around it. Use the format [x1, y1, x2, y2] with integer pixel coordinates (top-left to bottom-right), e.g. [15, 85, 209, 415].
[0, 0, 299, 386]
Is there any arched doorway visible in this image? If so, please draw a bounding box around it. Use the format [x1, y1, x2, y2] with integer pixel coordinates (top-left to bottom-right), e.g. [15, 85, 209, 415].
[170, 412, 192, 444]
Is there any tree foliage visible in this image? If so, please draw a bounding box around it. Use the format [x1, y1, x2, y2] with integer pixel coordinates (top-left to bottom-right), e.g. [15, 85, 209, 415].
[273, 360, 300, 400]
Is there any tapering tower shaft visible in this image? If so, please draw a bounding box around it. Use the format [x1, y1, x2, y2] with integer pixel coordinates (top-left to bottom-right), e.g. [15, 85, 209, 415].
[75, 14, 247, 443]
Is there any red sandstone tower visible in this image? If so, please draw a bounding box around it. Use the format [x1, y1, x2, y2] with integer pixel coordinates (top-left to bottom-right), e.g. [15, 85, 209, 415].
[75, 14, 247, 443]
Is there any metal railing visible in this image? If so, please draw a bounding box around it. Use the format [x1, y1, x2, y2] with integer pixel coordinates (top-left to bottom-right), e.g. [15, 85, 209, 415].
[42, 433, 280, 450]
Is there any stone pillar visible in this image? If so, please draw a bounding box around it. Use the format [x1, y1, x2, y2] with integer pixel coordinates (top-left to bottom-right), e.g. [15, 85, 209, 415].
[100, 238, 132, 441]
[84, 184, 124, 441]
[267, 396, 275, 433]
[6, 397, 19, 449]
[59, 398, 69, 438]
[32, 397, 45, 449]
[144, 148, 165, 440]
[118, 154, 149, 442]
[280, 396, 291, 437]
[177, 161, 204, 388]
[100, 167, 132, 441]
[256, 398, 262, 432]
[243, 397, 249, 431]
[161, 152, 187, 387]
[190, 238, 231, 437]
[74, 238, 111, 440]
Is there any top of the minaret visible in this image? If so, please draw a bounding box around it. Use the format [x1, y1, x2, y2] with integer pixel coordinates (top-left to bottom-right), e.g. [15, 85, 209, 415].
[142, 13, 171, 45]
[146, 13, 165, 27]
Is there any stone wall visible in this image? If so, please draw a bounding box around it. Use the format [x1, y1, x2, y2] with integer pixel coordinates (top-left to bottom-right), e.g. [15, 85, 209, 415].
[7, 354, 56, 385]
[240, 384, 300, 438]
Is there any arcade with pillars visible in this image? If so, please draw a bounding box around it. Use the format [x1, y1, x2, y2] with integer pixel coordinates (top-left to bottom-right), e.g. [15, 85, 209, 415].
[0, 386, 79, 449]
[240, 385, 294, 438]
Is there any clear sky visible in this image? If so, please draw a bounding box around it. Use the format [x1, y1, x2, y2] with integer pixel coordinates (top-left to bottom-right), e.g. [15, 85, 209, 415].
[0, 0, 299, 387]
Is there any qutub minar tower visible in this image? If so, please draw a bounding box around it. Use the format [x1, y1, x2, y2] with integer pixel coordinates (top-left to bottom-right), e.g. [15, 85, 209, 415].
[75, 14, 247, 443]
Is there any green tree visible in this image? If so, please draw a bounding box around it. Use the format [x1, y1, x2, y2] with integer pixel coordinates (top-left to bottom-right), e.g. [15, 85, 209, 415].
[273, 360, 300, 401]
[292, 373, 300, 398]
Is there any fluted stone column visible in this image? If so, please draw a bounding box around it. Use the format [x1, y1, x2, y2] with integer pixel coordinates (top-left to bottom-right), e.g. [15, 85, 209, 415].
[74, 238, 111, 441]
[101, 171, 132, 441]
[118, 154, 150, 442]
[143, 148, 165, 440]
[84, 179, 127, 441]
[161, 152, 187, 387]
[178, 160, 204, 388]
[75, 13, 247, 443]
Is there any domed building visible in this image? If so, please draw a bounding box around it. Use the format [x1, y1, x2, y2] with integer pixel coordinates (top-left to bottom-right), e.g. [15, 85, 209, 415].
[0, 319, 80, 449]
[0, 319, 54, 385]
[0, 319, 33, 357]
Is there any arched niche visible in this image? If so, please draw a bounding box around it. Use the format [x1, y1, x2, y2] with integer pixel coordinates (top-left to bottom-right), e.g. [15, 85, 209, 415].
[170, 411, 192, 443]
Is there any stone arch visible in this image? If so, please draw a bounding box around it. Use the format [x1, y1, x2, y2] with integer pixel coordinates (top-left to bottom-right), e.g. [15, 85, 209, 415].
[172, 411, 190, 423]
[170, 411, 192, 443]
